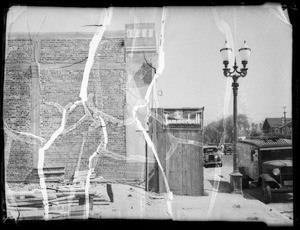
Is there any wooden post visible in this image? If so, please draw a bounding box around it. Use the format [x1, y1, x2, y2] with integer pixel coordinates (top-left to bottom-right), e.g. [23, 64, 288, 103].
[152, 108, 159, 192]
[156, 108, 167, 193]
[145, 140, 148, 192]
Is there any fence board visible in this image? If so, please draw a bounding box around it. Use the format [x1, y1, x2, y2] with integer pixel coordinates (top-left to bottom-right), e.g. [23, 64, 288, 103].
[154, 112, 204, 196]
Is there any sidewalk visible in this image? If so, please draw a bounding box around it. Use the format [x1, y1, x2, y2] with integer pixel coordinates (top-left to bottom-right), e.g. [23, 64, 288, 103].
[171, 179, 293, 225]
[89, 180, 293, 226]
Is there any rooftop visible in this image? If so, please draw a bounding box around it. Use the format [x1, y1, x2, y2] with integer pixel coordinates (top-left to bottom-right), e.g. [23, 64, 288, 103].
[265, 118, 292, 128]
[238, 138, 292, 148]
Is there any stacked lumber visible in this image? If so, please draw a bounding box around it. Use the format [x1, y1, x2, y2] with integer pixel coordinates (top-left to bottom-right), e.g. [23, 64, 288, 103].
[55, 186, 99, 209]
[7, 190, 57, 208]
[25, 165, 65, 183]
[72, 169, 96, 183]
[6, 183, 114, 220]
[6, 189, 63, 220]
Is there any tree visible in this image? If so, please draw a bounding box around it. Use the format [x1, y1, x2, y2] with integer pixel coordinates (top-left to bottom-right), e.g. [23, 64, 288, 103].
[250, 122, 262, 137]
[203, 120, 223, 144]
[204, 114, 250, 144]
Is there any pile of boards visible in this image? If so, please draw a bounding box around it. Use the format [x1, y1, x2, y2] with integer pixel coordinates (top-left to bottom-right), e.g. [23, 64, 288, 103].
[72, 169, 96, 183]
[25, 165, 65, 183]
[6, 184, 113, 220]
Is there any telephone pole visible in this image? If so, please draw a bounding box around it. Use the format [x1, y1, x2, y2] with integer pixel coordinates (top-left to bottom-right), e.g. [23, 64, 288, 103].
[283, 106, 287, 124]
[283, 106, 287, 136]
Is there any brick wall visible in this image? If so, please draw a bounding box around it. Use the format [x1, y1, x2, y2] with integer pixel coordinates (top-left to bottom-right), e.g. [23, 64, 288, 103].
[3, 64, 34, 181]
[5, 39, 33, 63]
[4, 32, 127, 182]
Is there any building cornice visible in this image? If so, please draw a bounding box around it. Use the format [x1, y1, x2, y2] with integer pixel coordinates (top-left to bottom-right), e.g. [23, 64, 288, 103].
[6, 31, 125, 40]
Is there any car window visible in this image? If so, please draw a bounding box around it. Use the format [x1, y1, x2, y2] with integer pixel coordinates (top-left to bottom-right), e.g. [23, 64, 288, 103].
[204, 148, 217, 153]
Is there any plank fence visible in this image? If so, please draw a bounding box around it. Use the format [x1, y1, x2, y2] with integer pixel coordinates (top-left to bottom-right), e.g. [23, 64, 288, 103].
[150, 108, 204, 196]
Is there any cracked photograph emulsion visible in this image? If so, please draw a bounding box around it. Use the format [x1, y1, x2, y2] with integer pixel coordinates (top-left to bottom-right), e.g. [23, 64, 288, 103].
[2, 4, 293, 225]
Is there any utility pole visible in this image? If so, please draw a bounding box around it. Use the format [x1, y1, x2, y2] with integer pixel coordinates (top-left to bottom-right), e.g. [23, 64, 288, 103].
[283, 106, 287, 136]
[283, 106, 287, 124]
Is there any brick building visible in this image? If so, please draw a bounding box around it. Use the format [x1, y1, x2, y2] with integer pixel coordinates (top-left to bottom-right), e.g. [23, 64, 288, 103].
[3, 23, 157, 182]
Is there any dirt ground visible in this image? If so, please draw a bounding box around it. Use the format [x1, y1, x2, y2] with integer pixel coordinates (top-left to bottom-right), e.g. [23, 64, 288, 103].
[5, 155, 293, 226]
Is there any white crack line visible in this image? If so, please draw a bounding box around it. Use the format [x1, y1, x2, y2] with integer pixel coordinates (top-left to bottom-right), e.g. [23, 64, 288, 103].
[34, 98, 108, 219]
[131, 7, 174, 218]
[207, 165, 222, 217]
[5, 6, 174, 219]
[268, 6, 291, 26]
[165, 141, 179, 162]
[43, 98, 94, 136]
[3, 135, 12, 177]
[79, 8, 113, 103]
[3, 122, 46, 145]
[212, 7, 234, 118]
[209, 8, 236, 217]
[38, 108, 67, 220]
[75, 7, 113, 219]
[102, 148, 156, 163]
[74, 132, 88, 179]
[5, 7, 120, 220]
[63, 114, 90, 134]
[69, 100, 84, 113]
[32, 9, 113, 219]
[86, 93, 124, 125]
[84, 115, 108, 218]
[165, 133, 204, 161]
[43, 101, 65, 113]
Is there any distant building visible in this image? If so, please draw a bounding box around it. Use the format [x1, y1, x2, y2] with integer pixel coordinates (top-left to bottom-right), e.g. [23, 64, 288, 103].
[279, 119, 292, 135]
[262, 117, 292, 136]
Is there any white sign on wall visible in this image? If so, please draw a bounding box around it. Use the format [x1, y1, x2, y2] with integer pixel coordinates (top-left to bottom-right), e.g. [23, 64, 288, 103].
[163, 108, 204, 129]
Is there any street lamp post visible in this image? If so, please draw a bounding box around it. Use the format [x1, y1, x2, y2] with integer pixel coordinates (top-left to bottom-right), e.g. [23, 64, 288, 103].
[220, 41, 251, 194]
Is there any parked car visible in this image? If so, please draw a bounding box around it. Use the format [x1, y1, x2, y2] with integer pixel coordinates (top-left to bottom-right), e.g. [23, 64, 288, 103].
[203, 146, 222, 167]
[224, 143, 233, 155]
[237, 137, 292, 203]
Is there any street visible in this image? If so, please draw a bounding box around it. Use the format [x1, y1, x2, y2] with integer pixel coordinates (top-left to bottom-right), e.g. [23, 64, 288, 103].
[204, 154, 294, 221]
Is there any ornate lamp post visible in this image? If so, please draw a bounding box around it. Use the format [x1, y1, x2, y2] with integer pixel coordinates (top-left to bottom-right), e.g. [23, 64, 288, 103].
[220, 41, 251, 193]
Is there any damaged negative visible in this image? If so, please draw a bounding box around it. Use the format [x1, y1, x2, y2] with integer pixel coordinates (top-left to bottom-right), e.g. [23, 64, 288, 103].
[3, 4, 293, 224]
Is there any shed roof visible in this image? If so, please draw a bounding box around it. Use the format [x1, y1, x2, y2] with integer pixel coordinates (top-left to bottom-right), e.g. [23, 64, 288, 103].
[238, 138, 292, 148]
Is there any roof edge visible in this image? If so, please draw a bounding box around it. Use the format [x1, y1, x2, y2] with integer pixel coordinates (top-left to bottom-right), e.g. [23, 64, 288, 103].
[6, 31, 125, 39]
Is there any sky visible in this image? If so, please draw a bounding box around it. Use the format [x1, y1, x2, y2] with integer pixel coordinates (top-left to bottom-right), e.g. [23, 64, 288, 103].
[6, 4, 292, 125]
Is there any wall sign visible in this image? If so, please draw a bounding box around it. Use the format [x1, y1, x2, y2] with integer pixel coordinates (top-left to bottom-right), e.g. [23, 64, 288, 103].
[163, 108, 204, 129]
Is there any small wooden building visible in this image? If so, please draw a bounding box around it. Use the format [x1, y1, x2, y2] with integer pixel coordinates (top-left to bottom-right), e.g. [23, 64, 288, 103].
[149, 108, 204, 196]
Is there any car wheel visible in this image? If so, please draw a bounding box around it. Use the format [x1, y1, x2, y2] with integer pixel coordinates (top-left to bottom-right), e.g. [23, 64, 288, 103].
[262, 183, 272, 204]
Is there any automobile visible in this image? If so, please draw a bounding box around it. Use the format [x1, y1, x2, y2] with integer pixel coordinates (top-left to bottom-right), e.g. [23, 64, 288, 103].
[203, 146, 222, 167]
[237, 137, 293, 204]
[223, 143, 233, 155]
